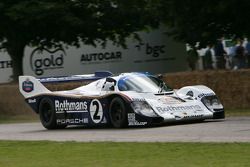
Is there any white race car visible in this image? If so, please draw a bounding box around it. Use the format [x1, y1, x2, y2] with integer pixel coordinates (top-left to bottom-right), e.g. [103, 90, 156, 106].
[19, 72, 224, 129]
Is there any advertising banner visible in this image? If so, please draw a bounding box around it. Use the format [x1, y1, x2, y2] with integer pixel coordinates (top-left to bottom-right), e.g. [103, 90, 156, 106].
[0, 27, 187, 83]
[0, 48, 13, 83]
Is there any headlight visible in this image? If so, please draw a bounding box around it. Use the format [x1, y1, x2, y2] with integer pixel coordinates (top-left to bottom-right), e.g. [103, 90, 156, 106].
[202, 96, 223, 110]
[202, 98, 211, 106]
[211, 98, 220, 105]
[131, 101, 158, 117]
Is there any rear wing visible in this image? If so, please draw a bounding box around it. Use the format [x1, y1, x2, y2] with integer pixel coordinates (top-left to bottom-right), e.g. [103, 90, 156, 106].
[19, 71, 113, 98]
[19, 76, 51, 98]
[38, 71, 113, 83]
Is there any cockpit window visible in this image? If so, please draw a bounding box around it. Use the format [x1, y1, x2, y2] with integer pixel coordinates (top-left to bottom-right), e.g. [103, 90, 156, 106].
[118, 74, 172, 93]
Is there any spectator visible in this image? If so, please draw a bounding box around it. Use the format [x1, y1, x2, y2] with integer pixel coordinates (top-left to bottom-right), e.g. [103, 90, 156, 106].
[245, 40, 250, 68]
[203, 43, 213, 70]
[235, 39, 247, 69]
[214, 38, 227, 69]
[227, 44, 236, 69]
[187, 47, 198, 71]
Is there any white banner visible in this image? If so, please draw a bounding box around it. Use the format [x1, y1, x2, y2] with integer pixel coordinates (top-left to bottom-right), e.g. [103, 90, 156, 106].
[0, 49, 13, 83]
[0, 27, 187, 83]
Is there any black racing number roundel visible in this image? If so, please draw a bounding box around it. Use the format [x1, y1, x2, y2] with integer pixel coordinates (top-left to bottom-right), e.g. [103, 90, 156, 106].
[90, 99, 103, 123]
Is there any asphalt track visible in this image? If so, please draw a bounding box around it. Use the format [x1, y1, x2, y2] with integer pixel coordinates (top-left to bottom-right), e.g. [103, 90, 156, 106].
[0, 117, 250, 142]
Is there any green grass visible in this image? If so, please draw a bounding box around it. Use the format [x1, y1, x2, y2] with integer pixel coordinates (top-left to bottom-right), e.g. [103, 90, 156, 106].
[0, 141, 249, 167]
[0, 114, 38, 124]
[226, 108, 250, 117]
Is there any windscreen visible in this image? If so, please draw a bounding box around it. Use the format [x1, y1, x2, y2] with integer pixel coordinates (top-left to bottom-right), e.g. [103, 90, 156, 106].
[118, 74, 172, 93]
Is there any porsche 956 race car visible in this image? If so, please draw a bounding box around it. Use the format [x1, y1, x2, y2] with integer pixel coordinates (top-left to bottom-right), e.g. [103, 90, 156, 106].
[19, 72, 224, 129]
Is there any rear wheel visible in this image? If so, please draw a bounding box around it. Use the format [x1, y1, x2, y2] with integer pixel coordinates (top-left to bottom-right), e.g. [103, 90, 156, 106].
[109, 97, 128, 128]
[39, 98, 66, 129]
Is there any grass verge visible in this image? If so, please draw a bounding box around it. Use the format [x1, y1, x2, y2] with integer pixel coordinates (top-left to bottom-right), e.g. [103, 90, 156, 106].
[0, 114, 38, 124]
[226, 108, 250, 117]
[0, 141, 249, 167]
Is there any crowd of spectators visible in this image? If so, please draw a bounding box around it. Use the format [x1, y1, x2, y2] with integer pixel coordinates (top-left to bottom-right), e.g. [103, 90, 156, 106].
[186, 37, 250, 71]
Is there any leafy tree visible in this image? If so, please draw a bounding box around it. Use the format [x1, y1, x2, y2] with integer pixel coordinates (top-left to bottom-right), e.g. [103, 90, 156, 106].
[158, 0, 250, 47]
[0, 0, 159, 81]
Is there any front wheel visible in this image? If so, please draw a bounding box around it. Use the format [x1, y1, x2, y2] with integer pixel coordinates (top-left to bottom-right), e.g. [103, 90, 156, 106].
[109, 97, 128, 128]
[39, 98, 66, 129]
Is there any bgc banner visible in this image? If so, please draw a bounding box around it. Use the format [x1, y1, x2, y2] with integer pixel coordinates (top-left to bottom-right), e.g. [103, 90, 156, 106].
[0, 27, 187, 83]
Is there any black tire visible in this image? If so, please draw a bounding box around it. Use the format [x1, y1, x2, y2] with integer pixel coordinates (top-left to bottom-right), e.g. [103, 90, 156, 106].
[39, 98, 66, 130]
[109, 97, 128, 128]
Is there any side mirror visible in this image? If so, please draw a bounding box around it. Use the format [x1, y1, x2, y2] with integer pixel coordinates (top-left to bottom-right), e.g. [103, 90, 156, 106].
[157, 74, 163, 80]
[106, 77, 117, 84]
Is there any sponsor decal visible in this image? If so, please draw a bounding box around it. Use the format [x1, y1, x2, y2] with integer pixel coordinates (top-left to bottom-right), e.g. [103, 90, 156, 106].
[132, 98, 145, 102]
[81, 51, 122, 64]
[57, 118, 88, 124]
[89, 99, 103, 124]
[183, 114, 203, 119]
[128, 113, 147, 126]
[198, 93, 215, 98]
[158, 97, 181, 104]
[22, 79, 34, 93]
[30, 47, 66, 76]
[156, 105, 202, 114]
[28, 99, 36, 103]
[55, 100, 88, 113]
[174, 112, 203, 120]
[0, 60, 12, 69]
